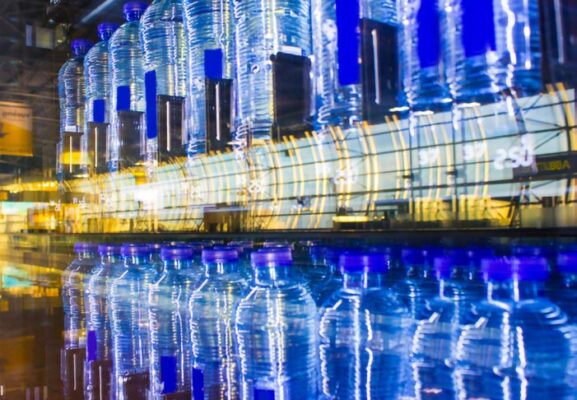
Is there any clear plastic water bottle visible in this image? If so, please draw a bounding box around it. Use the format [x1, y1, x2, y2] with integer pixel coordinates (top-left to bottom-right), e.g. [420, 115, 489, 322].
[140, 0, 187, 165]
[392, 247, 440, 321]
[62, 242, 99, 350]
[233, 0, 312, 141]
[108, 1, 148, 171]
[235, 248, 318, 399]
[312, 0, 397, 128]
[183, 0, 235, 156]
[305, 246, 344, 306]
[398, 0, 450, 110]
[149, 243, 164, 274]
[84, 243, 123, 400]
[553, 251, 577, 323]
[441, 0, 542, 102]
[61, 242, 98, 397]
[319, 252, 412, 399]
[109, 244, 157, 400]
[84, 23, 118, 129]
[59, 39, 92, 136]
[411, 250, 486, 400]
[455, 256, 577, 399]
[82, 24, 117, 175]
[189, 247, 248, 399]
[148, 245, 197, 399]
[391, 246, 440, 399]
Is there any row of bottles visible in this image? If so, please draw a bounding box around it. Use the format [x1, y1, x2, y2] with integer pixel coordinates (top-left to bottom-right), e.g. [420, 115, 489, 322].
[57, 0, 552, 180]
[61, 239, 577, 399]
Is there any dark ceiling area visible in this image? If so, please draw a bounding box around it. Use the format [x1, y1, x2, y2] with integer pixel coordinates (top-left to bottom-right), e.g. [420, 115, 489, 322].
[0, 0, 129, 182]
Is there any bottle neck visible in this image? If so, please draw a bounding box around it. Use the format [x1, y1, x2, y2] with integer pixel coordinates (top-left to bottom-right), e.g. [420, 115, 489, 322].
[163, 258, 193, 272]
[77, 251, 96, 260]
[254, 265, 292, 285]
[487, 280, 544, 302]
[407, 263, 433, 280]
[100, 254, 119, 266]
[343, 271, 386, 290]
[124, 255, 150, 268]
[205, 261, 239, 276]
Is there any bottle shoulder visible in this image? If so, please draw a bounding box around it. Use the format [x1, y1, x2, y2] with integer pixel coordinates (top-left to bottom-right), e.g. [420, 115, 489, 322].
[110, 22, 141, 47]
[193, 275, 247, 294]
[321, 288, 408, 318]
[59, 58, 84, 78]
[236, 284, 316, 314]
[141, 0, 184, 26]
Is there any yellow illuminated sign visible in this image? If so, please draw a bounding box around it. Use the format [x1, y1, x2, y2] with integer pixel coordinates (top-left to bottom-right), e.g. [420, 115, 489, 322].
[0, 102, 33, 157]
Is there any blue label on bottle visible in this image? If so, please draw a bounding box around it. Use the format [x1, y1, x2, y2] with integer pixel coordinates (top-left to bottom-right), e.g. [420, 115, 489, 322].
[86, 330, 97, 362]
[145, 70, 158, 139]
[417, 0, 441, 68]
[160, 355, 177, 394]
[335, 0, 361, 86]
[204, 49, 224, 80]
[92, 99, 106, 123]
[254, 388, 275, 400]
[116, 86, 131, 112]
[192, 368, 204, 399]
[461, 0, 496, 58]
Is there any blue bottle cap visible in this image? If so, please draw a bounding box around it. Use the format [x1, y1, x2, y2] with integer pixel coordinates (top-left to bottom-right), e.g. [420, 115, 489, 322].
[339, 252, 389, 273]
[123, 1, 148, 22]
[401, 247, 426, 265]
[202, 247, 239, 263]
[481, 256, 549, 282]
[98, 243, 121, 256]
[422, 246, 444, 263]
[121, 243, 151, 257]
[262, 241, 293, 249]
[149, 243, 162, 254]
[511, 244, 552, 257]
[480, 257, 511, 282]
[511, 256, 549, 281]
[433, 256, 454, 279]
[251, 248, 293, 268]
[467, 246, 495, 260]
[71, 39, 92, 57]
[557, 251, 577, 274]
[97, 22, 119, 41]
[74, 242, 99, 253]
[160, 245, 194, 261]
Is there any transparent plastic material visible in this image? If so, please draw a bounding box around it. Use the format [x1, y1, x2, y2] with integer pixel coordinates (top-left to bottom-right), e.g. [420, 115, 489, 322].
[108, 2, 148, 171]
[183, 0, 235, 156]
[109, 246, 157, 400]
[235, 249, 319, 399]
[399, 0, 450, 110]
[83, 24, 118, 175]
[312, 0, 397, 128]
[140, 0, 187, 166]
[189, 249, 247, 399]
[442, 0, 542, 102]
[305, 246, 343, 306]
[233, 0, 312, 141]
[62, 246, 99, 350]
[455, 257, 577, 399]
[84, 25, 117, 127]
[319, 253, 411, 399]
[84, 246, 122, 400]
[411, 252, 485, 399]
[148, 248, 197, 398]
[58, 40, 91, 136]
